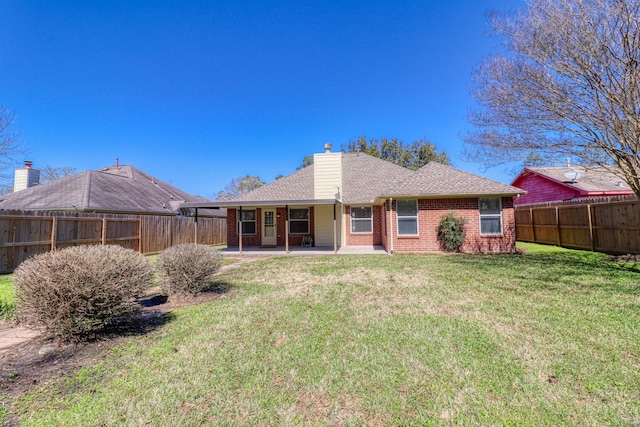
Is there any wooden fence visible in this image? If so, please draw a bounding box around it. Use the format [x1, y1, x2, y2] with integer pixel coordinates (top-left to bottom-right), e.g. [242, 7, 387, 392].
[0, 210, 226, 272]
[515, 196, 640, 254]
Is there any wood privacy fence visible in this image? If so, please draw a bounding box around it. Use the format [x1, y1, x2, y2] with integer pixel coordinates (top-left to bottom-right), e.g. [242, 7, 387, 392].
[0, 210, 227, 272]
[515, 196, 640, 254]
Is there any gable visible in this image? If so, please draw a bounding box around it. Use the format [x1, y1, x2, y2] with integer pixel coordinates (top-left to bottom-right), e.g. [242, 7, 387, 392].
[511, 167, 634, 205]
[512, 172, 580, 205]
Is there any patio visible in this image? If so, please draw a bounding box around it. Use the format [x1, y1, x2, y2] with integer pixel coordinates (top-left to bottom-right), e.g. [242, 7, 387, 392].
[221, 245, 388, 256]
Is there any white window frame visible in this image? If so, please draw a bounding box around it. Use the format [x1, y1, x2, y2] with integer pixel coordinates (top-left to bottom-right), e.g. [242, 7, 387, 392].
[396, 200, 419, 236]
[479, 198, 503, 235]
[289, 207, 309, 234]
[350, 206, 373, 234]
[236, 209, 257, 235]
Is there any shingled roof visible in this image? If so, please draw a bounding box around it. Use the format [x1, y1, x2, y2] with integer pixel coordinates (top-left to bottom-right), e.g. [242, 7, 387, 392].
[185, 152, 523, 209]
[387, 162, 524, 198]
[0, 165, 224, 216]
[516, 166, 633, 193]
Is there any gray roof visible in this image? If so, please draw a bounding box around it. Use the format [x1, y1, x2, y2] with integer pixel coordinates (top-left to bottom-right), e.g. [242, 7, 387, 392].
[232, 163, 316, 203]
[186, 152, 523, 208]
[0, 165, 225, 216]
[520, 166, 633, 193]
[341, 153, 415, 203]
[388, 162, 524, 198]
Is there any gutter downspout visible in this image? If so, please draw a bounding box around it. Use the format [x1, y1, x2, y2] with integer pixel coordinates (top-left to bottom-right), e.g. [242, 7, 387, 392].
[333, 203, 337, 254]
[285, 205, 289, 253]
[389, 198, 394, 254]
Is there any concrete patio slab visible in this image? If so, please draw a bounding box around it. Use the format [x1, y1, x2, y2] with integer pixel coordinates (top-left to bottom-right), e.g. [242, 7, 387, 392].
[221, 245, 388, 256]
[0, 327, 41, 353]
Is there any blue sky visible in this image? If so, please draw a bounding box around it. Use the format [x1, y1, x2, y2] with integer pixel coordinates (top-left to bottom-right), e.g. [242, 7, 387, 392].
[1, 0, 523, 198]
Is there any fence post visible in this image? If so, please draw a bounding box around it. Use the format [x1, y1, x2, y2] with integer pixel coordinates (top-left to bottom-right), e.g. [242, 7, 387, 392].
[102, 216, 107, 245]
[138, 217, 142, 253]
[530, 207, 536, 243]
[51, 216, 57, 251]
[587, 204, 595, 251]
[555, 207, 561, 246]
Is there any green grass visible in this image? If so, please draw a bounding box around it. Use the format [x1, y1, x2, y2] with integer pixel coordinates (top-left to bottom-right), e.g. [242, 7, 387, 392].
[7, 243, 640, 425]
[0, 274, 14, 319]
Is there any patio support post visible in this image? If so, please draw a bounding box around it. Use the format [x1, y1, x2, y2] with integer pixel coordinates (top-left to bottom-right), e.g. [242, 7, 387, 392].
[285, 205, 289, 253]
[333, 203, 337, 254]
[239, 206, 243, 254]
[389, 198, 394, 254]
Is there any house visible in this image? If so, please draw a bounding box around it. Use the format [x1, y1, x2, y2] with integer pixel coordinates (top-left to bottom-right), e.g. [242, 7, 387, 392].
[0, 163, 225, 217]
[183, 145, 524, 253]
[511, 166, 634, 206]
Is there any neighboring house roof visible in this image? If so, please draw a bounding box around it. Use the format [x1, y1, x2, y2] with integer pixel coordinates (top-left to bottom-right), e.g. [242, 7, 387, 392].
[184, 152, 524, 209]
[511, 166, 634, 205]
[0, 165, 225, 217]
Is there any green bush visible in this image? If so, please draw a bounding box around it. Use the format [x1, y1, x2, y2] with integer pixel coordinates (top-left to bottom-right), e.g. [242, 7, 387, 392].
[13, 245, 154, 341]
[156, 244, 222, 295]
[437, 212, 467, 252]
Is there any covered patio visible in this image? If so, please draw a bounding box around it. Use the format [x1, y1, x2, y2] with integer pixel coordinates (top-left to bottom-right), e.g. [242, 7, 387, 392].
[182, 199, 344, 254]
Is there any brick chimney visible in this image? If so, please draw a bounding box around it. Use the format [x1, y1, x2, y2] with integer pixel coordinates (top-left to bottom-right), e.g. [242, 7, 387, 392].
[14, 160, 41, 192]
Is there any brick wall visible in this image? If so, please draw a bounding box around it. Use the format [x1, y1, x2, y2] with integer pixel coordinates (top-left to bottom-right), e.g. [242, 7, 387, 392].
[384, 197, 517, 254]
[345, 205, 383, 245]
[227, 200, 517, 253]
[227, 206, 315, 248]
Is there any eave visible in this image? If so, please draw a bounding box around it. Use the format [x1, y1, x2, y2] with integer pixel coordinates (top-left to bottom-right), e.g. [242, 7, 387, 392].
[181, 199, 342, 209]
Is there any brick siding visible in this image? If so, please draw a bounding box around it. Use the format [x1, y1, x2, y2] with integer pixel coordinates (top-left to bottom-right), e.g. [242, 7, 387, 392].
[228, 199, 517, 253]
[345, 205, 383, 245]
[227, 207, 315, 248]
[379, 197, 517, 253]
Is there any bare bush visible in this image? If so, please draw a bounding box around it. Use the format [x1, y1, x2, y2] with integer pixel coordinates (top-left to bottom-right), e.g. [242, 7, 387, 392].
[156, 244, 222, 295]
[13, 245, 154, 341]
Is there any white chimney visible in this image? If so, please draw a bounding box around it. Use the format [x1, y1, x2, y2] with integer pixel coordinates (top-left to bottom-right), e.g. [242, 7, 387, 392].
[14, 160, 40, 192]
[314, 144, 342, 200]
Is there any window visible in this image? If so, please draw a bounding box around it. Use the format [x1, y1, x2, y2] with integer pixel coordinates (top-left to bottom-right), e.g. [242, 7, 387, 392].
[479, 198, 502, 235]
[237, 209, 256, 234]
[289, 208, 309, 234]
[397, 200, 418, 236]
[351, 206, 372, 233]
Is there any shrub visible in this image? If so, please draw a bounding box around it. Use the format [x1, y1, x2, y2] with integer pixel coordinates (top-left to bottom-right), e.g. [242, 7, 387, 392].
[13, 245, 154, 341]
[156, 244, 222, 295]
[437, 212, 467, 252]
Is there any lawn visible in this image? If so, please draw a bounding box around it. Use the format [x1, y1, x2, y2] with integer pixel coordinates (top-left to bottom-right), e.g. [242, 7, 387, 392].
[7, 243, 640, 425]
[0, 274, 14, 319]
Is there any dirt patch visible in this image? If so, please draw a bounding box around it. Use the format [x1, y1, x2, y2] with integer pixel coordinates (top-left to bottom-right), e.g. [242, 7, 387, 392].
[0, 288, 223, 399]
[0, 256, 269, 405]
[609, 254, 640, 263]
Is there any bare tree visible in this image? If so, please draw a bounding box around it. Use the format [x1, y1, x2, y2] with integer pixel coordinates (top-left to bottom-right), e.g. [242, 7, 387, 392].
[466, 0, 640, 196]
[215, 175, 265, 200]
[40, 165, 77, 183]
[0, 106, 26, 184]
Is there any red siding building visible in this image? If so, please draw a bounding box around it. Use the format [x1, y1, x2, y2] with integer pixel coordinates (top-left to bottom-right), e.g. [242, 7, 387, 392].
[511, 167, 634, 206]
